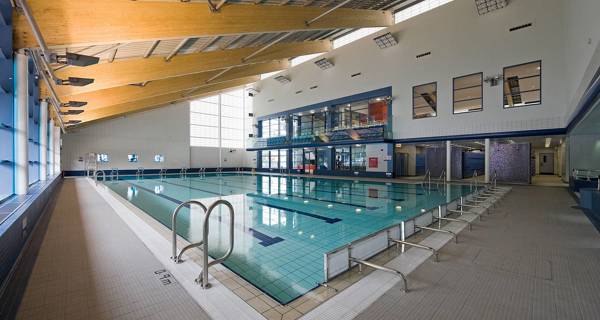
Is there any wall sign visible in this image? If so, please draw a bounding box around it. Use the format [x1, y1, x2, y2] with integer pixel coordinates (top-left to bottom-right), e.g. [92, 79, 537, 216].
[369, 157, 378, 168]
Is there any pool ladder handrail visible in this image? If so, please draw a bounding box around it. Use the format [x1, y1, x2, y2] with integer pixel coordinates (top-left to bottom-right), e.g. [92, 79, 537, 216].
[437, 169, 446, 188]
[197, 200, 235, 288]
[171, 199, 235, 289]
[180, 167, 188, 178]
[421, 170, 431, 189]
[158, 168, 167, 179]
[216, 167, 223, 175]
[349, 257, 408, 292]
[93, 170, 106, 185]
[109, 168, 119, 181]
[171, 200, 208, 264]
[136, 167, 144, 179]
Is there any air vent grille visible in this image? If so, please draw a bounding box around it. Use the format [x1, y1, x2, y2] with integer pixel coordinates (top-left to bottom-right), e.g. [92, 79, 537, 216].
[350, 72, 362, 78]
[416, 51, 431, 59]
[509, 23, 532, 32]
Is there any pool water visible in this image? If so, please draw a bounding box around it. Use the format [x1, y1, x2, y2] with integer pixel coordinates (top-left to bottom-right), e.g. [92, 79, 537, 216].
[104, 173, 475, 304]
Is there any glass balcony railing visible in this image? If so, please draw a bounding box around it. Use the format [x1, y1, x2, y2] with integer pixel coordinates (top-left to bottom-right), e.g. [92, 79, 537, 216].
[247, 122, 388, 149]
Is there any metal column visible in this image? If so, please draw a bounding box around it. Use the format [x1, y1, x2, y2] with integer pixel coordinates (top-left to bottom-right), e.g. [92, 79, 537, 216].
[446, 140, 451, 182]
[484, 138, 490, 183]
[48, 119, 54, 176]
[40, 100, 48, 180]
[15, 53, 29, 195]
[53, 127, 61, 175]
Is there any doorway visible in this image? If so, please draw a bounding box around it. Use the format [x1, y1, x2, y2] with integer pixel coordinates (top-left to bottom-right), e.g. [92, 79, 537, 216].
[539, 152, 554, 175]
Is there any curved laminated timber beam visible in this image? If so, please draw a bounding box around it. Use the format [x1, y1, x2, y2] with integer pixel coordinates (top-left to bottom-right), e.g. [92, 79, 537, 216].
[59, 60, 289, 111]
[62, 76, 260, 126]
[46, 40, 331, 97]
[13, 0, 393, 49]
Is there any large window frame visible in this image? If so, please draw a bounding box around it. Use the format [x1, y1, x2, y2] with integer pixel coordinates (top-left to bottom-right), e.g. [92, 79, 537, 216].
[503, 60, 542, 109]
[412, 82, 438, 119]
[190, 88, 252, 149]
[453, 72, 483, 114]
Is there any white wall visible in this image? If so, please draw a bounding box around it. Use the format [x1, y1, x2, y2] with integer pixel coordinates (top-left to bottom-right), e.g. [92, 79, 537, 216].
[562, 0, 600, 122]
[62, 101, 253, 171]
[365, 143, 390, 173]
[252, 0, 594, 140]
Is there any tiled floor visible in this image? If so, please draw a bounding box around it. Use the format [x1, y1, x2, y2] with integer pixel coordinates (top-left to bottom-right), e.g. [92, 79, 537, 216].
[14, 179, 210, 320]
[355, 186, 600, 320]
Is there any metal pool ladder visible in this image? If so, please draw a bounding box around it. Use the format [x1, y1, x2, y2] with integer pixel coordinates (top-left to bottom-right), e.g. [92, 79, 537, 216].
[171, 199, 235, 289]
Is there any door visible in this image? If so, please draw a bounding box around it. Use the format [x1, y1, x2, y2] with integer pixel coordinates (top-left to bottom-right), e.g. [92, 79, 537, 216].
[303, 149, 316, 174]
[539, 153, 554, 175]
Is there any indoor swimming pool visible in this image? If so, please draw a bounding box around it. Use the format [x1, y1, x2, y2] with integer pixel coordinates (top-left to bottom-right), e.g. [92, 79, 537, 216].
[103, 173, 476, 304]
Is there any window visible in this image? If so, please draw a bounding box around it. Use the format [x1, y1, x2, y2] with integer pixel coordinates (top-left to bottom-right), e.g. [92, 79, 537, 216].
[270, 150, 280, 169]
[261, 151, 270, 169]
[351, 145, 367, 172]
[333, 27, 385, 49]
[316, 147, 331, 171]
[190, 88, 253, 148]
[334, 147, 351, 170]
[128, 154, 138, 162]
[292, 149, 303, 170]
[260, 117, 287, 138]
[503, 61, 541, 108]
[332, 96, 388, 129]
[453, 73, 483, 114]
[154, 154, 164, 163]
[97, 153, 109, 163]
[395, 0, 454, 23]
[279, 150, 288, 169]
[413, 82, 437, 119]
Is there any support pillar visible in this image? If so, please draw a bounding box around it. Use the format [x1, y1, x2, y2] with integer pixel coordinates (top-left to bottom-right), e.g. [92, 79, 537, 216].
[53, 128, 61, 175]
[39, 100, 48, 180]
[15, 52, 29, 195]
[48, 119, 54, 176]
[484, 138, 490, 183]
[446, 140, 451, 182]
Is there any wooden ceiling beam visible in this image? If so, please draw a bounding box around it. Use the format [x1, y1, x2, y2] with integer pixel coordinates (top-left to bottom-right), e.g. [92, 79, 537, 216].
[63, 76, 259, 126]
[60, 60, 288, 111]
[14, 0, 393, 49]
[45, 40, 330, 97]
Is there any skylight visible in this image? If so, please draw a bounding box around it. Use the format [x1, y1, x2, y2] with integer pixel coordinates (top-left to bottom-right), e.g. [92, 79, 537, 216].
[395, 0, 454, 23]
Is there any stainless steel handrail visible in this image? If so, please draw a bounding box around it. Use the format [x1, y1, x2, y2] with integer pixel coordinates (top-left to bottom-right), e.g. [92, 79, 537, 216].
[349, 257, 408, 292]
[171, 200, 208, 263]
[93, 170, 106, 185]
[197, 199, 235, 289]
[110, 168, 119, 181]
[136, 167, 144, 179]
[180, 167, 188, 178]
[436, 205, 472, 231]
[388, 238, 438, 262]
[416, 225, 458, 243]
[438, 169, 446, 186]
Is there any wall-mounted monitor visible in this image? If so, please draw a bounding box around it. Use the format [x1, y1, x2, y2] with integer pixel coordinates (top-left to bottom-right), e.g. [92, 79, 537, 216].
[97, 153, 109, 163]
[128, 154, 138, 162]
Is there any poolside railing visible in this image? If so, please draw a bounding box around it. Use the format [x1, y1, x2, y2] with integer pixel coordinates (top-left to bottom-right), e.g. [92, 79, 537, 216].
[322, 184, 509, 286]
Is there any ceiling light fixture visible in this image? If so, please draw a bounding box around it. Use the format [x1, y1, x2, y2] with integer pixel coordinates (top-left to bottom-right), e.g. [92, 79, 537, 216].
[373, 32, 398, 49]
[545, 138, 551, 148]
[475, 0, 508, 15]
[314, 58, 334, 70]
[274, 75, 291, 84]
[60, 101, 88, 108]
[55, 77, 94, 86]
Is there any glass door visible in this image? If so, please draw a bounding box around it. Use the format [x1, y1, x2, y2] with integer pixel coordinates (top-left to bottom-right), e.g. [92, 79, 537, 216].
[303, 148, 316, 174]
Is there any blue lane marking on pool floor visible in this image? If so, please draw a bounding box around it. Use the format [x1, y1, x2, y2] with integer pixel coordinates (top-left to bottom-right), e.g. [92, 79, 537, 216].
[127, 182, 284, 247]
[249, 197, 343, 224]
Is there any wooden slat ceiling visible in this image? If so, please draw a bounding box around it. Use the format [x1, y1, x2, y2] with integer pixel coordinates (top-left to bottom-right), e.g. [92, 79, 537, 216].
[13, 0, 401, 128]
